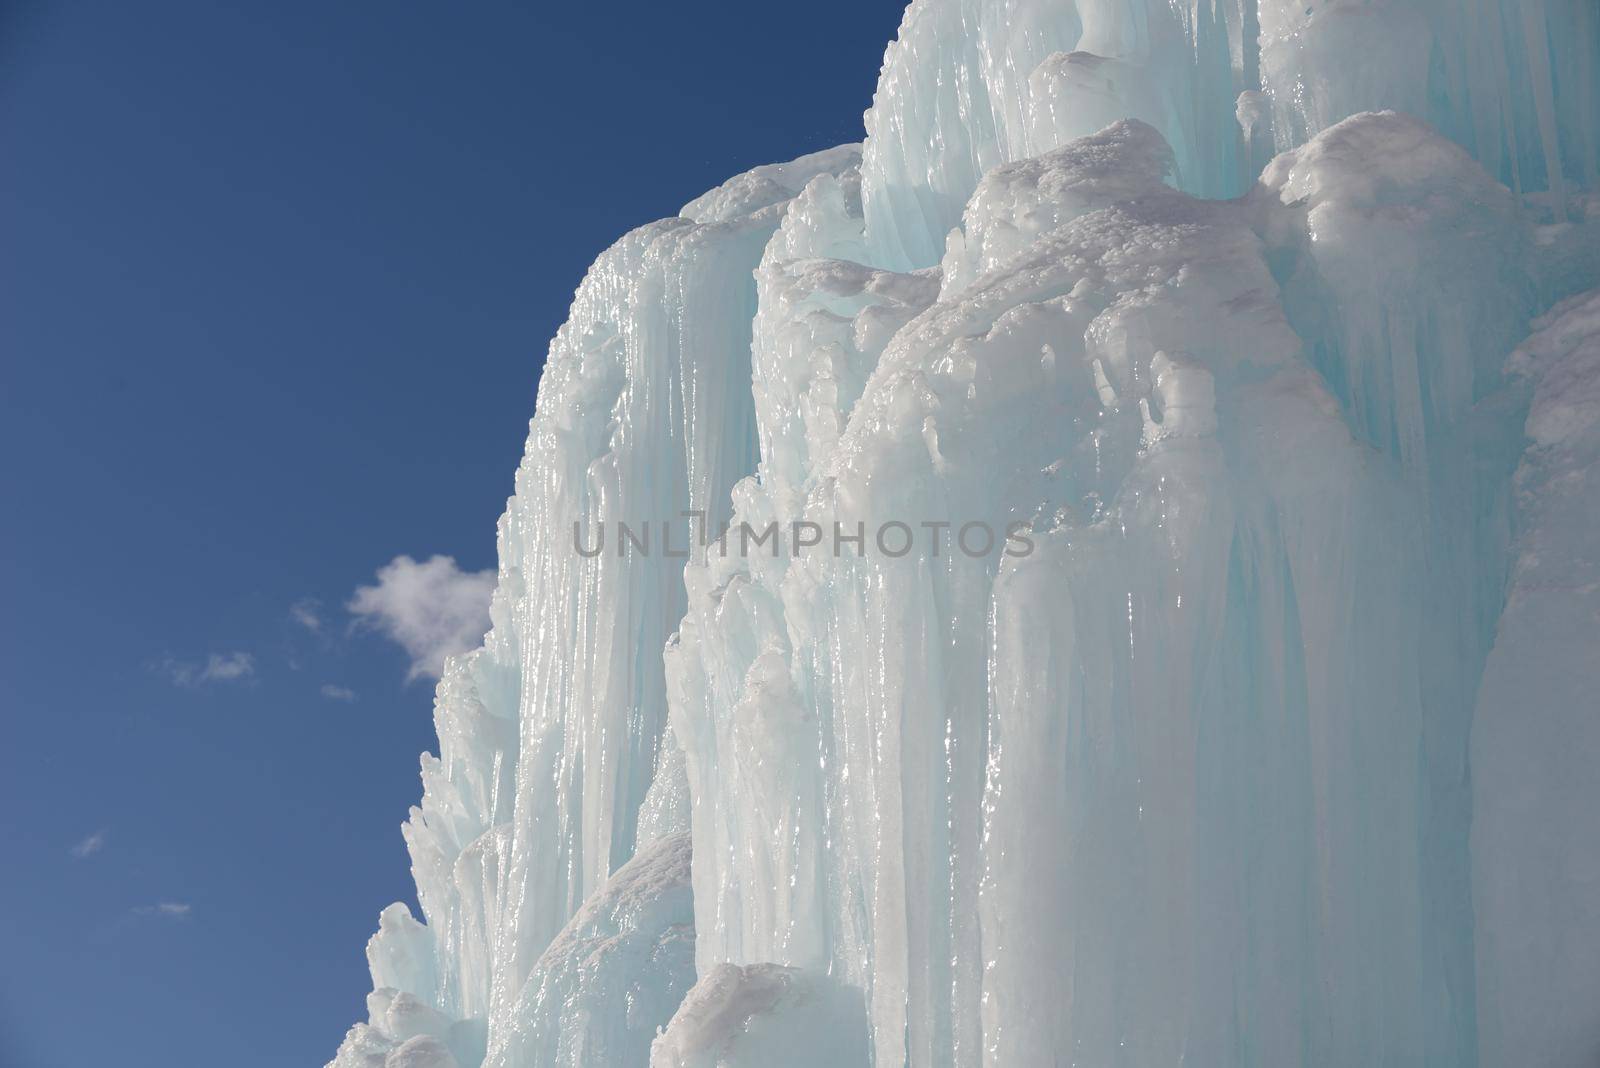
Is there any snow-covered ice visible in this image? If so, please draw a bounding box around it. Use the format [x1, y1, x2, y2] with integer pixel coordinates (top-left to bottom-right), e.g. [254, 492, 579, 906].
[649, 962, 868, 1068]
[328, 2, 1600, 1066]
[483, 833, 695, 1068]
[1472, 289, 1600, 1068]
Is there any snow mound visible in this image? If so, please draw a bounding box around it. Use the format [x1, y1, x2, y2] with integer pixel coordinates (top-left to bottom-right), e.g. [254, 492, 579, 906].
[649, 963, 868, 1068]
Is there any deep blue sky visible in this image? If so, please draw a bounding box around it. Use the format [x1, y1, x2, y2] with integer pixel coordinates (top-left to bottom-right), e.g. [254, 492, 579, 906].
[0, 3, 906, 1064]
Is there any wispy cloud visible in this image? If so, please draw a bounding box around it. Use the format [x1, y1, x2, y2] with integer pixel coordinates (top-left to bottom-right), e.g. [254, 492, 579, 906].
[348, 554, 494, 681]
[70, 829, 108, 859]
[320, 684, 357, 702]
[290, 598, 324, 634]
[134, 902, 192, 919]
[159, 652, 256, 688]
[200, 652, 254, 681]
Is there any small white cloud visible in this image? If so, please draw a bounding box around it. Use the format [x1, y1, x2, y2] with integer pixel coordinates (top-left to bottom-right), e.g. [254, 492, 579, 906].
[320, 684, 357, 702]
[290, 598, 324, 633]
[201, 652, 254, 682]
[348, 554, 494, 681]
[158, 658, 200, 687]
[134, 901, 192, 918]
[159, 652, 256, 688]
[70, 830, 108, 859]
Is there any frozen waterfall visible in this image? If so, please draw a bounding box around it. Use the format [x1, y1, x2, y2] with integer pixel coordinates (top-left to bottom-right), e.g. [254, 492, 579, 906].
[330, 1, 1600, 1066]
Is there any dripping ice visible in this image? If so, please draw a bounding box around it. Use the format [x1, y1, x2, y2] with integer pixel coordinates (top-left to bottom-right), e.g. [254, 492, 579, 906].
[329, 1, 1600, 1066]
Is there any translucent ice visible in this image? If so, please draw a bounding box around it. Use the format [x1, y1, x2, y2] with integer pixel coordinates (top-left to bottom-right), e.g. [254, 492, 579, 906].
[483, 833, 695, 1068]
[671, 107, 1544, 1064]
[649, 963, 869, 1068]
[1472, 288, 1600, 1068]
[328, 2, 1600, 1065]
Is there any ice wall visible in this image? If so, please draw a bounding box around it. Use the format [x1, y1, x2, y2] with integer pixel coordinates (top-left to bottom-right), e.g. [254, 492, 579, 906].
[1472, 288, 1600, 1068]
[667, 107, 1561, 1064]
[330, 145, 862, 1068]
[486, 833, 696, 1068]
[860, 0, 1598, 270]
[1258, 0, 1598, 215]
[859, 0, 1249, 269]
[330, 2, 1600, 1066]
[483, 154, 821, 1022]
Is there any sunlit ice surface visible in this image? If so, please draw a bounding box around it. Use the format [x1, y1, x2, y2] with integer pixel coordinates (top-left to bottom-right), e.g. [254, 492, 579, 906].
[327, 2, 1600, 1065]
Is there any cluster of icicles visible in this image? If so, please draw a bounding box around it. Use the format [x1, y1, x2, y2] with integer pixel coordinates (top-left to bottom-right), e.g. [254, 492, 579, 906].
[330, 1, 1600, 1065]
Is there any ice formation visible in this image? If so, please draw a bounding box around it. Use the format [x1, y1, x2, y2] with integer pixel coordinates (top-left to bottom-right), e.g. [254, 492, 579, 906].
[330, 2, 1599, 1066]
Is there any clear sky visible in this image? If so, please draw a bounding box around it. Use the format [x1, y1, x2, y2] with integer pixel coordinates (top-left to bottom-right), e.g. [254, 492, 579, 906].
[0, 2, 907, 1064]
